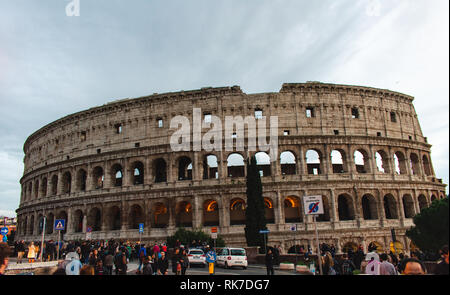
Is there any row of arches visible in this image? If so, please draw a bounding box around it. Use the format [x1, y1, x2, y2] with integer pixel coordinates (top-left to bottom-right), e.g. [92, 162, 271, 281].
[19, 192, 443, 237]
[22, 148, 436, 201]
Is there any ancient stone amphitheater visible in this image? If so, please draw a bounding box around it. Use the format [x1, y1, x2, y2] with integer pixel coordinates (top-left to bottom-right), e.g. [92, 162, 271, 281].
[16, 82, 447, 255]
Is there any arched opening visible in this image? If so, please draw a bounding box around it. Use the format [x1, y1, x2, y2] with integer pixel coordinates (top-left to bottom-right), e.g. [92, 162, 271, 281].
[418, 194, 428, 211]
[203, 155, 219, 179]
[354, 149, 370, 173]
[342, 242, 358, 254]
[284, 196, 302, 223]
[51, 175, 58, 195]
[255, 152, 271, 177]
[153, 202, 168, 228]
[384, 194, 398, 219]
[176, 201, 193, 227]
[264, 197, 275, 224]
[203, 199, 219, 226]
[46, 213, 54, 234]
[153, 158, 167, 183]
[29, 215, 34, 235]
[230, 198, 246, 225]
[280, 151, 297, 175]
[38, 214, 44, 235]
[422, 155, 432, 176]
[394, 152, 407, 175]
[375, 150, 390, 173]
[227, 153, 245, 178]
[108, 206, 121, 230]
[40, 178, 47, 197]
[316, 195, 331, 222]
[402, 195, 415, 218]
[431, 195, 437, 202]
[362, 194, 378, 220]
[129, 205, 144, 229]
[111, 164, 123, 187]
[306, 149, 322, 175]
[74, 210, 83, 233]
[76, 169, 87, 192]
[338, 194, 355, 221]
[178, 156, 193, 181]
[409, 153, 420, 175]
[92, 166, 104, 189]
[368, 241, 384, 253]
[62, 172, 72, 194]
[132, 161, 144, 185]
[34, 180, 39, 198]
[87, 207, 102, 232]
[331, 149, 347, 173]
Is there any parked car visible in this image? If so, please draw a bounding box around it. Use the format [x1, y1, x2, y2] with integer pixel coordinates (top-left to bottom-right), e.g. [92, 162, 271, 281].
[217, 247, 248, 269]
[187, 248, 206, 267]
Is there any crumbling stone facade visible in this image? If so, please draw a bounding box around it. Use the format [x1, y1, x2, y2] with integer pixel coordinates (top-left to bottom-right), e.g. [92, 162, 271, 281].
[16, 82, 447, 254]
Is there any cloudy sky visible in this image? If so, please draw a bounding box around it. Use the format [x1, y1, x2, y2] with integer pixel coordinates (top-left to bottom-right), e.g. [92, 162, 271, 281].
[0, 0, 448, 217]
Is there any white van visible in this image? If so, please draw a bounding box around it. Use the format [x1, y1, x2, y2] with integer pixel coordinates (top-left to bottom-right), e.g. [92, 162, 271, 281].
[216, 247, 248, 269]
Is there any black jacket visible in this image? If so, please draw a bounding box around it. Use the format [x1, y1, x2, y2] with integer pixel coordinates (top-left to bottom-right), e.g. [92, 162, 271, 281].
[158, 257, 169, 273]
[265, 253, 274, 267]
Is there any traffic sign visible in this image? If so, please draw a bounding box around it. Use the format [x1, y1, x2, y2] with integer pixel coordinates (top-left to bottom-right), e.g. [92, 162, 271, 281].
[139, 223, 144, 234]
[211, 233, 218, 239]
[259, 229, 270, 234]
[303, 195, 324, 215]
[290, 224, 297, 231]
[54, 219, 66, 231]
[205, 250, 217, 263]
[86, 226, 92, 233]
[211, 227, 218, 233]
[0, 227, 8, 236]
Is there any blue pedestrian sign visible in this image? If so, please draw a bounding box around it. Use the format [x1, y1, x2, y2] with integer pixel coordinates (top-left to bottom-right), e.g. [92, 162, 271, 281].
[54, 219, 65, 231]
[139, 223, 144, 233]
[0, 227, 8, 236]
[205, 250, 217, 263]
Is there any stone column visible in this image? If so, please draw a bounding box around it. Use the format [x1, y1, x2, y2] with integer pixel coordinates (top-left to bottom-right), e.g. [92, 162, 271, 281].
[330, 189, 338, 227]
[192, 195, 201, 229]
[377, 189, 386, 227]
[275, 191, 284, 228]
[121, 200, 128, 231]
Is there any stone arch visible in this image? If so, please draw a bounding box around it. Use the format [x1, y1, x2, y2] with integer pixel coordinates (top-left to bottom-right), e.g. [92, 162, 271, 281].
[227, 153, 245, 178]
[230, 198, 246, 225]
[284, 196, 302, 223]
[409, 153, 421, 175]
[129, 204, 144, 229]
[361, 194, 378, 220]
[306, 149, 322, 175]
[177, 156, 193, 181]
[111, 163, 123, 187]
[418, 194, 428, 211]
[402, 194, 415, 218]
[73, 209, 84, 233]
[131, 161, 144, 185]
[92, 166, 104, 189]
[280, 150, 297, 175]
[203, 154, 219, 179]
[152, 202, 169, 228]
[51, 174, 58, 195]
[316, 195, 331, 222]
[107, 205, 121, 230]
[338, 194, 355, 221]
[87, 207, 102, 232]
[331, 149, 347, 173]
[37, 214, 45, 235]
[375, 150, 390, 173]
[422, 154, 432, 176]
[62, 171, 72, 193]
[76, 169, 87, 192]
[254, 151, 271, 177]
[353, 148, 370, 173]
[28, 215, 34, 235]
[431, 194, 437, 202]
[203, 199, 219, 226]
[46, 213, 54, 234]
[175, 201, 193, 227]
[264, 197, 275, 224]
[40, 177, 47, 197]
[153, 158, 167, 183]
[394, 151, 407, 175]
[384, 194, 398, 219]
[342, 241, 358, 254]
[34, 180, 39, 199]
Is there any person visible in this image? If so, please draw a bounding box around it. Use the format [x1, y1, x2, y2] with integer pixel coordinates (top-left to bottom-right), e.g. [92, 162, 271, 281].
[322, 251, 336, 275]
[118, 248, 128, 275]
[65, 254, 82, 275]
[180, 249, 189, 275]
[27, 242, 36, 263]
[157, 251, 169, 275]
[364, 252, 381, 275]
[340, 253, 356, 275]
[265, 248, 275, 275]
[80, 265, 95, 275]
[272, 245, 280, 266]
[435, 245, 449, 275]
[401, 258, 426, 275]
[153, 242, 160, 256]
[172, 248, 182, 275]
[142, 256, 153, 275]
[0, 242, 11, 276]
[95, 259, 106, 275]
[104, 251, 114, 275]
[88, 249, 99, 266]
[379, 253, 397, 275]
[16, 240, 25, 264]
[137, 244, 147, 274]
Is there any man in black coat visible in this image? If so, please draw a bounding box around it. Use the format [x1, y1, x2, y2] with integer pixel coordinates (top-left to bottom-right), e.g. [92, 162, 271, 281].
[265, 248, 275, 275]
[158, 251, 169, 275]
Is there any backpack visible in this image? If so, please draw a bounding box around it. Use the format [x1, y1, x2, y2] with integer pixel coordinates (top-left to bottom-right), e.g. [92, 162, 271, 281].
[342, 260, 353, 275]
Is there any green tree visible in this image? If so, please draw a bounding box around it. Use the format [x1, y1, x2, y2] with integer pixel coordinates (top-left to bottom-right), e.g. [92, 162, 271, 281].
[244, 156, 267, 248]
[406, 197, 449, 253]
[167, 228, 225, 248]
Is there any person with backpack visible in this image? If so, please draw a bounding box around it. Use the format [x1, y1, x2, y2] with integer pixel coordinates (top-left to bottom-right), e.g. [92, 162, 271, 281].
[340, 253, 356, 275]
[136, 244, 147, 274]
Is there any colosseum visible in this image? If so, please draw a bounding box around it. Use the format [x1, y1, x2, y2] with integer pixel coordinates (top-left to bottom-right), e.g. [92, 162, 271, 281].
[16, 82, 447, 255]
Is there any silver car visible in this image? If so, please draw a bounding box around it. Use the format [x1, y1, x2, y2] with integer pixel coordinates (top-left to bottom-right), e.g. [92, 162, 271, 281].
[187, 248, 207, 267]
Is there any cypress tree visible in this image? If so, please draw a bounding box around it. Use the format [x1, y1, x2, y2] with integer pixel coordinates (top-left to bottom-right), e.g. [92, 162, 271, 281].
[244, 155, 267, 248]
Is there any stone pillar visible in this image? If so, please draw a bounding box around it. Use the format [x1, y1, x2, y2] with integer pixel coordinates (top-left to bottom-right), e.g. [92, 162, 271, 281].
[330, 189, 338, 227]
[192, 196, 201, 229]
[82, 214, 87, 233]
[104, 161, 112, 188]
[121, 200, 128, 231]
[145, 158, 152, 184]
[377, 189, 386, 227]
[275, 191, 284, 228]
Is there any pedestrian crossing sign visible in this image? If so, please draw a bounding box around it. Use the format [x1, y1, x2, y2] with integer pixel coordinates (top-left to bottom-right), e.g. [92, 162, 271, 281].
[54, 219, 66, 231]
